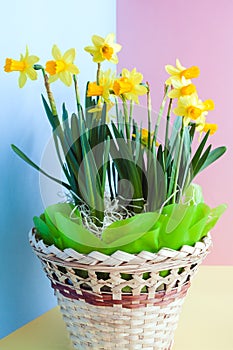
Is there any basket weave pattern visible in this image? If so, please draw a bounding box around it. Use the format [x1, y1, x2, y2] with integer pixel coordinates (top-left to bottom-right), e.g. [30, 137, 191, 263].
[30, 229, 211, 349]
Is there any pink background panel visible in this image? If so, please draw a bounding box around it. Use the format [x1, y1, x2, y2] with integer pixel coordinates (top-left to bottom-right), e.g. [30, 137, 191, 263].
[117, 0, 233, 264]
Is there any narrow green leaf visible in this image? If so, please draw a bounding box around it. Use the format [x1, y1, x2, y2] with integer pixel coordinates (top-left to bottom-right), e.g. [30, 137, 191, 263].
[200, 146, 227, 172]
[193, 144, 211, 177]
[41, 94, 60, 131]
[11, 144, 71, 190]
[191, 130, 210, 170]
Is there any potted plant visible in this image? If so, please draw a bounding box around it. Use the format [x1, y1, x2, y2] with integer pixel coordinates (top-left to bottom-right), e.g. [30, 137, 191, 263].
[5, 34, 226, 350]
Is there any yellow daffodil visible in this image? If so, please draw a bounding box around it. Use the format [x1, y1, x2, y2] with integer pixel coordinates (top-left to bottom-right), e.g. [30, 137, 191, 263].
[165, 59, 200, 86]
[113, 68, 147, 104]
[203, 99, 215, 111]
[173, 94, 205, 126]
[45, 45, 79, 86]
[168, 76, 197, 99]
[4, 47, 39, 88]
[132, 129, 159, 147]
[88, 100, 114, 123]
[84, 33, 122, 64]
[87, 69, 115, 102]
[202, 123, 218, 135]
[195, 114, 207, 132]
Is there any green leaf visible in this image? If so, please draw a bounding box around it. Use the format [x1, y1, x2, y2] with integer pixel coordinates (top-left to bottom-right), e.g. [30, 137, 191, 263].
[200, 146, 227, 172]
[41, 94, 60, 131]
[192, 144, 211, 177]
[62, 102, 69, 122]
[191, 130, 210, 171]
[11, 144, 71, 190]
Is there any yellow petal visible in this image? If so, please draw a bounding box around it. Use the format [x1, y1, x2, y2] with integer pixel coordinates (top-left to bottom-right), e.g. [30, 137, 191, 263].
[121, 68, 130, 78]
[48, 75, 58, 84]
[63, 48, 76, 63]
[52, 45, 62, 60]
[24, 46, 29, 59]
[173, 106, 186, 116]
[176, 59, 186, 70]
[134, 85, 147, 96]
[26, 67, 37, 80]
[67, 63, 79, 74]
[112, 43, 122, 53]
[92, 53, 105, 63]
[105, 33, 115, 44]
[125, 92, 139, 104]
[92, 35, 104, 46]
[18, 72, 27, 88]
[84, 46, 97, 54]
[168, 89, 180, 98]
[165, 65, 180, 75]
[60, 71, 72, 86]
[26, 55, 40, 65]
[109, 54, 118, 64]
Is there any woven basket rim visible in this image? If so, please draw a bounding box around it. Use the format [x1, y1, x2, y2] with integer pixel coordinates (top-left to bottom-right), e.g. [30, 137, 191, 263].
[29, 228, 212, 271]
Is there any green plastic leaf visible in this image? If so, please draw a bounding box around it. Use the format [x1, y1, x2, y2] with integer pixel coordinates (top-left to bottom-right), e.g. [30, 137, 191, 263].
[34, 201, 226, 256]
[55, 212, 105, 253]
[183, 183, 204, 205]
[102, 212, 160, 245]
[33, 216, 55, 246]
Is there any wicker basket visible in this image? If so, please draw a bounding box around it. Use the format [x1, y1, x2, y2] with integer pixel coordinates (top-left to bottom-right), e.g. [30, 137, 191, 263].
[29, 228, 211, 350]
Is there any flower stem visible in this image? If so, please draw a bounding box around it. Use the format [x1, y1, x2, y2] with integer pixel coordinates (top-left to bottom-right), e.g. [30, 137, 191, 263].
[164, 98, 173, 159]
[42, 68, 58, 116]
[96, 63, 101, 85]
[146, 82, 151, 149]
[73, 74, 82, 118]
[153, 84, 169, 144]
[172, 121, 185, 203]
[129, 100, 134, 129]
[122, 96, 130, 141]
[96, 63, 101, 104]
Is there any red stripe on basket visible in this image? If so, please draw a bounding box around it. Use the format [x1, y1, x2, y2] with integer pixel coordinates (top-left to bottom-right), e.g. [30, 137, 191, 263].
[51, 281, 190, 309]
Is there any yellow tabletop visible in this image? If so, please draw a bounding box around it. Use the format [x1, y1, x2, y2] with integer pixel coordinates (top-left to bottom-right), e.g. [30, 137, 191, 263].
[1, 266, 233, 350]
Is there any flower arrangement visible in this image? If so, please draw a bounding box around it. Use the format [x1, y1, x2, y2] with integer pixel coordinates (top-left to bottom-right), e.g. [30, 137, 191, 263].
[5, 33, 226, 255]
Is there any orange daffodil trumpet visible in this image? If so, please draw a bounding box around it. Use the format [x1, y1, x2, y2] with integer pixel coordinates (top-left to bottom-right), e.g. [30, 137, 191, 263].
[113, 68, 148, 104]
[165, 59, 200, 86]
[166, 58, 217, 136]
[4, 46, 39, 88]
[84, 33, 122, 64]
[45, 45, 80, 86]
[87, 69, 115, 103]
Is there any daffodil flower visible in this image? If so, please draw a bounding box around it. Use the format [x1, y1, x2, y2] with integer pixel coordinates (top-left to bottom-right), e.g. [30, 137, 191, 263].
[4, 47, 39, 88]
[45, 45, 79, 86]
[202, 123, 218, 135]
[173, 94, 206, 126]
[84, 33, 121, 64]
[132, 129, 159, 148]
[113, 68, 147, 104]
[168, 76, 197, 99]
[203, 99, 215, 111]
[165, 59, 200, 86]
[88, 100, 114, 123]
[87, 69, 115, 102]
